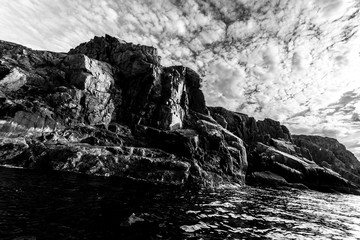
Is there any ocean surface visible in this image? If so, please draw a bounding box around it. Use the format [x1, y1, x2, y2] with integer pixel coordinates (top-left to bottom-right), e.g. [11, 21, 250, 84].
[1, 167, 360, 240]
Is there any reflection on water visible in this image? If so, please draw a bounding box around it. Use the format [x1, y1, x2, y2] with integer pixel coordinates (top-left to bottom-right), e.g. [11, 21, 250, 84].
[1, 166, 360, 240]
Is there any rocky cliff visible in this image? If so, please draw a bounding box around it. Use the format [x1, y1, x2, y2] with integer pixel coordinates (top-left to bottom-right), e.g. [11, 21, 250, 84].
[293, 135, 360, 186]
[0, 35, 359, 194]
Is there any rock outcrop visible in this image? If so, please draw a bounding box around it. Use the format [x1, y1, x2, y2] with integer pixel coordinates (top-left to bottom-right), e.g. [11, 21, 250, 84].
[208, 106, 359, 194]
[293, 135, 360, 186]
[0, 35, 359, 194]
[0, 36, 245, 188]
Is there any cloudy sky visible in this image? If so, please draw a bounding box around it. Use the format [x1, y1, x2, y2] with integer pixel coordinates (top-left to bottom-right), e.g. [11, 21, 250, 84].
[1, 0, 360, 158]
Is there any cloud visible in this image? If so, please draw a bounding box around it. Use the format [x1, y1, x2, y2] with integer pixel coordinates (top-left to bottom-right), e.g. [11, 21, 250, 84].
[1, 0, 360, 158]
[315, 0, 350, 19]
[351, 113, 360, 122]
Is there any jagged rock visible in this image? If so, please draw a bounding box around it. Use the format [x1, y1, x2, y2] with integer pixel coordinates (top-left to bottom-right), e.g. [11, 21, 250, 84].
[0, 40, 66, 90]
[61, 54, 115, 125]
[133, 120, 247, 186]
[209, 107, 291, 143]
[207, 107, 348, 191]
[184, 68, 207, 115]
[0, 137, 191, 185]
[0, 110, 61, 137]
[195, 120, 247, 180]
[134, 125, 200, 158]
[0, 137, 28, 162]
[68, 35, 165, 127]
[257, 118, 292, 142]
[69, 34, 161, 77]
[209, 107, 257, 142]
[269, 138, 297, 155]
[249, 171, 289, 186]
[0, 36, 243, 188]
[68, 35, 207, 130]
[0, 67, 28, 92]
[248, 142, 357, 193]
[248, 171, 309, 189]
[293, 135, 360, 186]
[0, 36, 359, 193]
[148, 66, 187, 130]
[47, 88, 83, 125]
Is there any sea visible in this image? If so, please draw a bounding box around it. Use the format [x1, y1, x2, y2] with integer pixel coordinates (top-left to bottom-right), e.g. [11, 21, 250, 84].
[1, 166, 360, 240]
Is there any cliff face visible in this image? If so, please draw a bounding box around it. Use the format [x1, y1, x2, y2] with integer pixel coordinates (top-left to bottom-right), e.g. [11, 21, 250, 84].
[0, 35, 246, 188]
[293, 135, 360, 185]
[0, 35, 359, 194]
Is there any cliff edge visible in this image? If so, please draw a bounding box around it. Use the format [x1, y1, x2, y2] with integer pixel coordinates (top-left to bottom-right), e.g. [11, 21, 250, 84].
[0, 35, 359, 194]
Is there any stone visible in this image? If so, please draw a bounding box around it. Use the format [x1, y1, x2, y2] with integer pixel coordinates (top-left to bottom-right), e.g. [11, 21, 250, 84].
[0, 110, 61, 137]
[293, 135, 360, 186]
[257, 118, 292, 142]
[61, 54, 115, 126]
[195, 120, 247, 182]
[209, 107, 291, 144]
[248, 171, 290, 187]
[0, 67, 28, 92]
[269, 138, 297, 155]
[68, 36, 207, 130]
[69, 34, 161, 77]
[247, 142, 357, 193]
[0, 36, 359, 194]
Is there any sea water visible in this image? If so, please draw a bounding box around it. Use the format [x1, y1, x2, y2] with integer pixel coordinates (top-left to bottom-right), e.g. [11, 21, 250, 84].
[1, 167, 360, 240]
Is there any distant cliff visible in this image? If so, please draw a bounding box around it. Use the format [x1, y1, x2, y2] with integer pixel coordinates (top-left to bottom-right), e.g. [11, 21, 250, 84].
[0, 35, 359, 194]
[293, 135, 360, 186]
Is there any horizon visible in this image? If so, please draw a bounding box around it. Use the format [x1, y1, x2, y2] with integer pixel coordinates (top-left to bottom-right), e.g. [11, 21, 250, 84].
[1, 0, 360, 159]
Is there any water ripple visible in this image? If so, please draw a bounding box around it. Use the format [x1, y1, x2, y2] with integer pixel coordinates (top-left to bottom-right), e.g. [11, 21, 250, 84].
[1, 167, 360, 239]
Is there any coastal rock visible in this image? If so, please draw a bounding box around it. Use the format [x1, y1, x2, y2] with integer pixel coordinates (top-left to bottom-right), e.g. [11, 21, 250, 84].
[68, 35, 207, 129]
[247, 142, 357, 193]
[69, 34, 160, 77]
[293, 135, 360, 186]
[248, 171, 309, 189]
[0, 110, 61, 137]
[0, 67, 28, 92]
[195, 119, 247, 181]
[60, 54, 115, 125]
[133, 119, 248, 186]
[0, 36, 359, 193]
[0, 137, 191, 185]
[0, 36, 244, 188]
[257, 118, 292, 142]
[206, 106, 355, 192]
[208, 107, 291, 143]
[250, 171, 289, 186]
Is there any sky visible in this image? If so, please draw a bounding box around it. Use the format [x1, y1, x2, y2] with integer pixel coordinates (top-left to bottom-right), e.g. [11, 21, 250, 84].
[1, 0, 360, 158]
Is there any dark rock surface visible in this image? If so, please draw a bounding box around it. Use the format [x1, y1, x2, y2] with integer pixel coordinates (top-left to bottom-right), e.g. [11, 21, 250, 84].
[293, 135, 360, 186]
[0, 36, 244, 188]
[208, 107, 360, 194]
[1, 36, 359, 193]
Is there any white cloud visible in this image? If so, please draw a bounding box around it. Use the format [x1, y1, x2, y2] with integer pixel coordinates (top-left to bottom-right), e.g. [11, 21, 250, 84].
[314, 0, 352, 20]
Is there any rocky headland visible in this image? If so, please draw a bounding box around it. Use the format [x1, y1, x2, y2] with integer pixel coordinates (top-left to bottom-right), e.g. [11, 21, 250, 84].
[1, 35, 359, 194]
